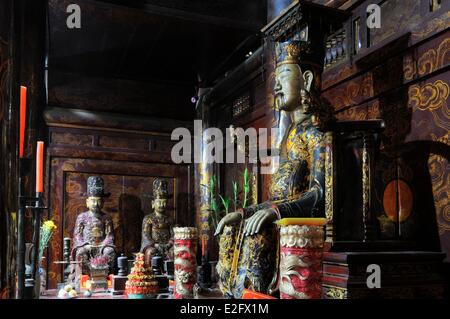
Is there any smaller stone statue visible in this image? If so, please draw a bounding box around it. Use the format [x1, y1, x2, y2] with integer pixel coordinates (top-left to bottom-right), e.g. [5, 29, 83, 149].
[71, 176, 116, 289]
[140, 179, 174, 266]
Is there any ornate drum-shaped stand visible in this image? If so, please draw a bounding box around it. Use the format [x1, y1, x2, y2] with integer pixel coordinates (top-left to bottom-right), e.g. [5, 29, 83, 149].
[173, 227, 198, 299]
[279, 219, 326, 299]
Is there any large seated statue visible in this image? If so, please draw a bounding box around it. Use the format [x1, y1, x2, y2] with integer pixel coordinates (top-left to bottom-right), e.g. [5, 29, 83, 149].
[215, 37, 334, 298]
[71, 176, 116, 289]
[140, 178, 174, 266]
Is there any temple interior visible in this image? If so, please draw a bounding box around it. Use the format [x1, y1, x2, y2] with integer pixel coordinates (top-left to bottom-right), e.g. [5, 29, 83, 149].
[0, 0, 449, 300]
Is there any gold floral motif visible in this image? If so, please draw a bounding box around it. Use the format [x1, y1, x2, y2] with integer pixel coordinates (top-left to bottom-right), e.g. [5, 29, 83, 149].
[285, 43, 301, 61]
[286, 125, 310, 162]
[325, 133, 334, 224]
[173, 227, 198, 240]
[404, 55, 417, 81]
[280, 225, 324, 249]
[323, 74, 373, 111]
[197, 162, 211, 237]
[251, 169, 258, 205]
[269, 160, 308, 201]
[412, 12, 450, 41]
[216, 225, 237, 295]
[409, 80, 450, 132]
[323, 65, 355, 89]
[362, 139, 371, 241]
[324, 286, 347, 299]
[428, 133, 450, 235]
[420, 38, 450, 76]
[404, 37, 450, 81]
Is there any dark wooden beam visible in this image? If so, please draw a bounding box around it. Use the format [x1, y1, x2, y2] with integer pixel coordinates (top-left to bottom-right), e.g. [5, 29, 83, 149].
[91, 0, 263, 31]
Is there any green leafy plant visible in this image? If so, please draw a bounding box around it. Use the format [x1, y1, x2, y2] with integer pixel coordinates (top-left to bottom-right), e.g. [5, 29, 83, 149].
[242, 167, 250, 209]
[202, 167, 253, 232]
[232, 181, 239, 211]
[218, 195, 230, 215]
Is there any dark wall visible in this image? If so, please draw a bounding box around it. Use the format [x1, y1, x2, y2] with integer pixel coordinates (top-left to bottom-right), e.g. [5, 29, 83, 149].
[320, 0, 450, 257]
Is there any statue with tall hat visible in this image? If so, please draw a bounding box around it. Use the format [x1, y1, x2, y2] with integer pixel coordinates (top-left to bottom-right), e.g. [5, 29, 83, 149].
[140, 178, 174, 266]
[214, 32, 334, 298]
[71, 176, 116, 289]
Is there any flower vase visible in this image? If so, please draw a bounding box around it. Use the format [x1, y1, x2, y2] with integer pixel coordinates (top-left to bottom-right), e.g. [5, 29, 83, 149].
[279, 220, 326, 299]
[173, 227, 198, 299]
[33, 257, 46, 298]
[89, 266, 109, 291]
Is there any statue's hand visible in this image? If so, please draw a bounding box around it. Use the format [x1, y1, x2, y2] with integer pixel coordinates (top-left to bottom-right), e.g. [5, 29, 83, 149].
[244, 209, 278, 236]
[214, 212, 242, 236]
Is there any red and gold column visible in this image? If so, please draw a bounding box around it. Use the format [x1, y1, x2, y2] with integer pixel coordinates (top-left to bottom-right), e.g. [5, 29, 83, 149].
[278, 218, 326, 299]
[173, 227, 198, 299]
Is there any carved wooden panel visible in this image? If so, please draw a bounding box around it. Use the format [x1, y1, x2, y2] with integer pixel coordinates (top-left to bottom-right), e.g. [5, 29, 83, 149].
[322, 73, 374, 111]
[51, 132, 93, 147]
[98, 135, 150, 151]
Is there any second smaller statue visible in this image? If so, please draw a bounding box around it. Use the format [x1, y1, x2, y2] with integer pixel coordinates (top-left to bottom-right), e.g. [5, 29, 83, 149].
[140, 178, 174, 266]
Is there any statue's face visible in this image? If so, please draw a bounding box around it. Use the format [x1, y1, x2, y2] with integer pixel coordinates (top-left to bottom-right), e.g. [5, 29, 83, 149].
[152, 198, 168, 214]
[274, 63, 303, 112]
[274, 63, 313, 113]
[86, 196, 104, 214]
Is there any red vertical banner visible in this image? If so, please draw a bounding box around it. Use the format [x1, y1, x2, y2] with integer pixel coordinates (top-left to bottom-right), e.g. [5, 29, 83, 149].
[173, 227, 198, 299]
[36, 141, 44, 193]
[19, 86, 27, 158]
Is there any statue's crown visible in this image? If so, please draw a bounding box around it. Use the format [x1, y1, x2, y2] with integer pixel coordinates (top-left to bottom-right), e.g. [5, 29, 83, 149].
[275, 41, 303, 65]
[87, 176, 110, 198]
[153, 178, 169, 199]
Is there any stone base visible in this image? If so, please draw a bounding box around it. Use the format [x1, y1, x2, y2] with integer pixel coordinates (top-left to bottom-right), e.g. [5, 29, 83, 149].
[155, 275, 169, 291]
[322, 251, 446, 299]
[111, 275, 127, 295]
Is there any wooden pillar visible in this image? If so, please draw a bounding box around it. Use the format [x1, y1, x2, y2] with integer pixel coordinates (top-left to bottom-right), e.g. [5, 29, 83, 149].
[324, 131, 336, 249]
[194, 88, 215, 257]
[362, 133, 375, 242]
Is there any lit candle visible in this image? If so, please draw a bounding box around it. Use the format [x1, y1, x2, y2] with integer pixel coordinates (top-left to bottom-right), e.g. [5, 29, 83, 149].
[201, 236, 205, 257]
[19, 86, 27, 158]
[36, 141, 44, 193]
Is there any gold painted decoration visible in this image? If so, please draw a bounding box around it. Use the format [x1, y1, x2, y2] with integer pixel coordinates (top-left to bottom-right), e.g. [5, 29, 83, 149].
[173, 227, 198, 240]
[324, 286, 347, 299]
[325, 132, 334, 222]
[428, 133, 450, 235]
[405, 37, 450, 81]
[412, 12, 450, 41]
[409, 80, 450, 132]
[279, 224, 325, 249]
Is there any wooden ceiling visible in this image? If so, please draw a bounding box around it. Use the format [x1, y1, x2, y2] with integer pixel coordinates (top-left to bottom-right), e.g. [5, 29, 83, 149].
[47, 0, 266, 120]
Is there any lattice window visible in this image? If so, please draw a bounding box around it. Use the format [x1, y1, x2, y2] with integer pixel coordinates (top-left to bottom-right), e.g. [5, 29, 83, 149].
[232, 93, 251, 117]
